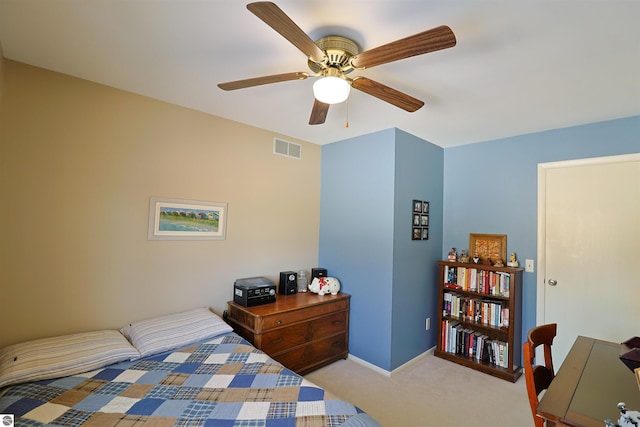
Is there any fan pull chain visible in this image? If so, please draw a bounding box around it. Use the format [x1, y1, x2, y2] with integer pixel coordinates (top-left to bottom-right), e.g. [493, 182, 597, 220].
[345, 99, 349, 128]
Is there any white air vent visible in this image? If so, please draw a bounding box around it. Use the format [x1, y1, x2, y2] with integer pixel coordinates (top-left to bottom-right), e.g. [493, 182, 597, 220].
[274, 138, 301, 160]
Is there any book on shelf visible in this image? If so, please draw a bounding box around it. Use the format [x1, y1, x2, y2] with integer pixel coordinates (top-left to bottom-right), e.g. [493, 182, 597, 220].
[469, 268, 477, 292]
[443, 291, 506, 328]
[498, 272, 510, 297]
[476, 334, 490, 362]
[444, 265, 457, 284]
[444, 265, 511, 297]
[440, 318, 509, 367]
[501, 307, 509, 328]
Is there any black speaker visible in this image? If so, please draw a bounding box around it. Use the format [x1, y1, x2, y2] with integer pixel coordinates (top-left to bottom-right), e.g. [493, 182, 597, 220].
[312, 268, 327, 279]
[279, 271, 297, 295]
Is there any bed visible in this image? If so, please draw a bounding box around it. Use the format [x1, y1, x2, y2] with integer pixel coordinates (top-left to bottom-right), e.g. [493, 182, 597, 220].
[0, 308, 381, 427]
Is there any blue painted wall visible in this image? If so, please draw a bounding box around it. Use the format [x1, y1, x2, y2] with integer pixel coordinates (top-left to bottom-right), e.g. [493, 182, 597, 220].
[443, 115, 640, 353]
[319, 129, 396, 369]
[320, 128, 444, 371]
[391, 130, 444, 368]
[320, 115, 639, 372]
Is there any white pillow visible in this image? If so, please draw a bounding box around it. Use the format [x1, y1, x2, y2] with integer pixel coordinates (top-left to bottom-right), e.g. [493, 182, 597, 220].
[0, 330, 140, 389]
[120, 307, 233, 358]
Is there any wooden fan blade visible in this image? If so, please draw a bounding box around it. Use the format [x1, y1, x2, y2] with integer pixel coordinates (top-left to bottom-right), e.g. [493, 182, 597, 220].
[247, 2, 325, 63]
[309, 99, 330, 125]
[218, 72, 308, 90]
[351, 25, 456, 69]
[352, 77, 424, 112]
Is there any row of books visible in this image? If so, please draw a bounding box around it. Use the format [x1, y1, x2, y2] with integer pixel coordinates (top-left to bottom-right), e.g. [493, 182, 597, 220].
[443, 292, 509, 328]
[444, 266, 511, 297]
[441, 319, 510, 368]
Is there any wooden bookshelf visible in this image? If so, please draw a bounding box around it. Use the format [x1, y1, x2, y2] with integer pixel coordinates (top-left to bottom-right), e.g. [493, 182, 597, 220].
[435, 260, 523, 382]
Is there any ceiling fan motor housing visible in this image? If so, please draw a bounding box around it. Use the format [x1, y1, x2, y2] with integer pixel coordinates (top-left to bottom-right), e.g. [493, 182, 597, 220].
[308, 36, 360, 75]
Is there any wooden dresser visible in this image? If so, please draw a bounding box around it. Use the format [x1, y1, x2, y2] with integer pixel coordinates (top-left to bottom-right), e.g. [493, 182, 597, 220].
[226, 292, 349, 375]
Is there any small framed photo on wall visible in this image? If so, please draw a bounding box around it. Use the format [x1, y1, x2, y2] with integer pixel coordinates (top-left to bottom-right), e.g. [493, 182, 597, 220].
[413, 200, 423, 213]
[412, 227, 422, 240]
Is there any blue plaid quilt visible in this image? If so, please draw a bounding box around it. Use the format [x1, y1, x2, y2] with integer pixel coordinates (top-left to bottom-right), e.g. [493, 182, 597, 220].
[0, 333, 379, 426]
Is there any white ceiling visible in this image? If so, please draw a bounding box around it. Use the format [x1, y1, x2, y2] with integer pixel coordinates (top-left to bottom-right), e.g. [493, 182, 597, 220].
[0, 0, 639, 148]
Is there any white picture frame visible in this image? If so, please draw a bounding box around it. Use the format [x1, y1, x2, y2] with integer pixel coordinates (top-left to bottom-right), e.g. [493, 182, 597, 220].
[148, 197, 227, 240]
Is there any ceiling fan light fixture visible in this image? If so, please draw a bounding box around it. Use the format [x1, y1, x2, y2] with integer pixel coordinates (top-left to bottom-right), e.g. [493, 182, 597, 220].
[313, 76, 350, 104]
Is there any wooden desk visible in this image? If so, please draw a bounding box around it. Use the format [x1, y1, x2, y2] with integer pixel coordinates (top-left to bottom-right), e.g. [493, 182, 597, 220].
[537, 336, 640, 427]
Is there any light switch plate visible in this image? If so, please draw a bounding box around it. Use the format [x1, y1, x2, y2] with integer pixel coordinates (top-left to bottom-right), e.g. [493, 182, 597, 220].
[525, 259, 534, 273]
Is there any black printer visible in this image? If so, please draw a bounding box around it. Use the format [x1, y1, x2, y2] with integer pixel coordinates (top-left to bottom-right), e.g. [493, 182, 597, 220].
[233, 276, 276, 307]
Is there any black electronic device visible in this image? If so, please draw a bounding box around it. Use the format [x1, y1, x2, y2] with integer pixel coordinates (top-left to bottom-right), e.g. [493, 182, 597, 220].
[279, 271, 298, 295]
[233, 277, 276, 307]
[312, 268, 327, 279]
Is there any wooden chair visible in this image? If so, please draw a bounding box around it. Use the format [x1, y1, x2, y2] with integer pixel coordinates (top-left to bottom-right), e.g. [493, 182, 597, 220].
[523, 323, 557, 427]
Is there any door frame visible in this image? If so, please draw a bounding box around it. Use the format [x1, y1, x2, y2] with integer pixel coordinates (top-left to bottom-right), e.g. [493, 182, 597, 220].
[536, 152, 640, 325]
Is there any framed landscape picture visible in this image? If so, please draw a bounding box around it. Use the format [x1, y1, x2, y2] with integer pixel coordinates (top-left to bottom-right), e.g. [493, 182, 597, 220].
[148, 197, 227, 240]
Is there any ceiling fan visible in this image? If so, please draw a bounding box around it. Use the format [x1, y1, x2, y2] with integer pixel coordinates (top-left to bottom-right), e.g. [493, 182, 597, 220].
[218, 2, 456, 125]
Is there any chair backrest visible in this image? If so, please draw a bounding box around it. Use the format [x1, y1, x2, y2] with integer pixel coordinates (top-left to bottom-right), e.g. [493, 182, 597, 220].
[523, 323, 557, 427]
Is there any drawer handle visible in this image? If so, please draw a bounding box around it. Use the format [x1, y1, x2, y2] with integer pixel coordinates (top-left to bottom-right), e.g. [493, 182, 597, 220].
[332, 320, 343, 326]
[271, 337, 283, 344]
[276, 320, 282, 325]
[332, 341, 343, 348]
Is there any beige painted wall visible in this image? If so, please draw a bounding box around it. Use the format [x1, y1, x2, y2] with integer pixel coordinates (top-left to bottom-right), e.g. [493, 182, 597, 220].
[0, 60, 321, 346]
[0, 42, 4, 103]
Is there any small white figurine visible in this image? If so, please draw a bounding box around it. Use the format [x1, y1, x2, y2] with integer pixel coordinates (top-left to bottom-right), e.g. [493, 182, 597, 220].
[309, 277, 341, 295]
[507, 252, 519, 267]
[604, 402, 640, 427]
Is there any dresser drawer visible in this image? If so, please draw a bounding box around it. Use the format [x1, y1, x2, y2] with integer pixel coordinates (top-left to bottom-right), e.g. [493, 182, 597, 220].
[274, 333, 348, 374]
[261, 299, 348, 330]
[260, 311, 347, 354]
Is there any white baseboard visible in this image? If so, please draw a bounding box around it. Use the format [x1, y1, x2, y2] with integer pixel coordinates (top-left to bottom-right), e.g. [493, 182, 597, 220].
[346, 354, 392, 377]
[347, 345, 436, 378]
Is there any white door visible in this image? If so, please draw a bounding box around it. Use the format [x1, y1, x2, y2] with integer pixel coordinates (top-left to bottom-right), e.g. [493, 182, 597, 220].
[537, 154, 640, 366]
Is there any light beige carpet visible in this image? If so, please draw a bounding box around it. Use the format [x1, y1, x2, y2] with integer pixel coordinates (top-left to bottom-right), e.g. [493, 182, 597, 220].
[305, 352, 533, 427]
